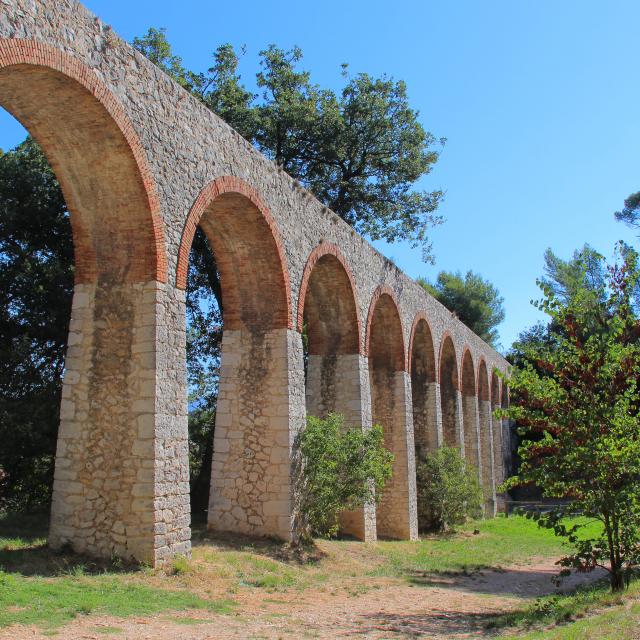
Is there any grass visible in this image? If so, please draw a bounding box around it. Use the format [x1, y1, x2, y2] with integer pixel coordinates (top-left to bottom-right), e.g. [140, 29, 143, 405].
[0, 511, 624, 636]
[504, 601, 640, 639]
[371, 515, 599, 579]
[492, 575, 640, 639]
[0, 572, 236, 630]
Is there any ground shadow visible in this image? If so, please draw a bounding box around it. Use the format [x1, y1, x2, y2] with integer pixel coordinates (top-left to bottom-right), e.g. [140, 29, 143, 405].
[0, 511, 140, 577]
[191, 521, 327, 566]
[349, 610, 499, 638]
[406, 564, 607, 598]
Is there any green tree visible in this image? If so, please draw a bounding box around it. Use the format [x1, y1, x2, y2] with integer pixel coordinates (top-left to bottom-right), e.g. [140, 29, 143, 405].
[0, 138, 73, 510]
[500, 244, 640, 592]
[540, 245, 605, 307]
[614, 191, 640, 230]
[296, 414, 393, 540]
[418, 270, 504, 347]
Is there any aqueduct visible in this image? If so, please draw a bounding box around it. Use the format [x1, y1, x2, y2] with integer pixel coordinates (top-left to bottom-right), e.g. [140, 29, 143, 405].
[0, 0, 510, 565]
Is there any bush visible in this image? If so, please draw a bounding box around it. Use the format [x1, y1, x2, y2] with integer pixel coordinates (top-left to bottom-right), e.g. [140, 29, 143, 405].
[416, 446, 483, 532]
[296, 413, 393, 540]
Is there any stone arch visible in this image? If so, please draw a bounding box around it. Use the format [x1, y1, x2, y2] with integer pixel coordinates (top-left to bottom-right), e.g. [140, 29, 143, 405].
[299, 243, 371, 538]
[177, 175, 292, 330]
[178, 176, 297, 540]
[409, 314, 437, 460]
[0, 41, 173, 563]
[461, 348, 481, 472]
[366, 287, 416, 539]
[299, 242, 361, 417]
[0, 40, 166, 283]
[297, 242, 361, 355]
[438, 334, 460, 448]
[477, 359, 495, 513]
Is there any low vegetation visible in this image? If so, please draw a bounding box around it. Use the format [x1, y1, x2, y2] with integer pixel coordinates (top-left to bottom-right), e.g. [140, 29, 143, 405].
[416, 446, 483, 532]
[296, 413, 393, 539]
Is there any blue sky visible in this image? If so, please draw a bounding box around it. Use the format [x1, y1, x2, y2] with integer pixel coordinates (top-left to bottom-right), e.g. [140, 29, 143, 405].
[1, 0, 638, 350]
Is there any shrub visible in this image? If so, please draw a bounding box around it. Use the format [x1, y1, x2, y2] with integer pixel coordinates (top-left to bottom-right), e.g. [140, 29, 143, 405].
[296, 413, 393, 540]
[416, 446, 483, 532]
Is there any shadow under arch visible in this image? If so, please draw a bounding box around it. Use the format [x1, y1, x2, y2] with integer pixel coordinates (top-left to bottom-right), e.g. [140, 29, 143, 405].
[408, 314, 437, 455]
[298, 242, 372, 539]
[461, 348, 480, 473]
[365, 287, 416, 540]
[0, 40, 173, 565]
[177, 175, 298, 541]
[438, 334, 460, 448]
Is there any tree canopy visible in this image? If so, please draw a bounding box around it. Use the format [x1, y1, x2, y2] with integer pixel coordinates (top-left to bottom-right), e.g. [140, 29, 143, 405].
[418, 270, 505, 347]
[501, 244, 640, 592]
[0, 138, 73, 509]
[614, 191, 640, 230]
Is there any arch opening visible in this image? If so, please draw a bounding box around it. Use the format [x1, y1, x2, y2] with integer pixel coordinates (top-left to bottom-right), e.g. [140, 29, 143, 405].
[0, 52, 168, 564]
[410, 317, 437, 533]
[179, 179, 296, 541]
[410, 318, 437, 460]
[300, 248, 370, 538]
[439, 336, 460, 448]
[301, 251, 360, 417]
[461, 350, 480, 473]
[367, 292, 415, 540]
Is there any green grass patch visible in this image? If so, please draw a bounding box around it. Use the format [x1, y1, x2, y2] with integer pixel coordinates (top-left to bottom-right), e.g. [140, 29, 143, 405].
[494, 577, 640, 639]
[0, 572, 236, 630]
[371, 515, 601, 579]
[500, 600, 640, 639]
[219, 552, 301, 590]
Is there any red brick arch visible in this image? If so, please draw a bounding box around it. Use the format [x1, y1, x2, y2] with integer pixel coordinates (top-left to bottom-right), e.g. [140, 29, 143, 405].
[437, 332, 459, 390]
[0, 39, 167, 283]
[176, 176, 292, 330]
[461, 347, 477, 397]
[408, 313, 436, 380]
[477, 359, 490, 402]
[297, 242, 361, 355]
[365, 285, 406, 371]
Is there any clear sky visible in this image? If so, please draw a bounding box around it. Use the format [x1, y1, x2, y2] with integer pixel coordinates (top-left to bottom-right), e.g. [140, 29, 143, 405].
[1, 0, 638, 351]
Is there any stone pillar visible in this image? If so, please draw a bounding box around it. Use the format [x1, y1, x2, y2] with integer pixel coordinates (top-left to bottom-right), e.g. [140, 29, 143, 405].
[372, 369, 418, 540]
[433, 383, 444, 448]
[456, 390, 465, 457]
[479, 397, 496, 516]
[304, 352, 376, 540]
[462, 393, 480, 472]
[412, 380, 440, 460]
[50, 281, 191, 566]
[208, 327, 305, 540]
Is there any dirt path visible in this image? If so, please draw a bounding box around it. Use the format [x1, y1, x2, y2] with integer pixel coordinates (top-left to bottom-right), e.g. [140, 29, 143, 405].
[2, 556, 605, 640]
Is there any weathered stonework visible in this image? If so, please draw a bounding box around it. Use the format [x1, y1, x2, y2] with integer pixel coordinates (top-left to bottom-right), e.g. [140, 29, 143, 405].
[1, 0, 510, 564]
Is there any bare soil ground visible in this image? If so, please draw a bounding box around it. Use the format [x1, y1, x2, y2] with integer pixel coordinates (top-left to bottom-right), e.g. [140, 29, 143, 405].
[1, 555, 605, 640]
